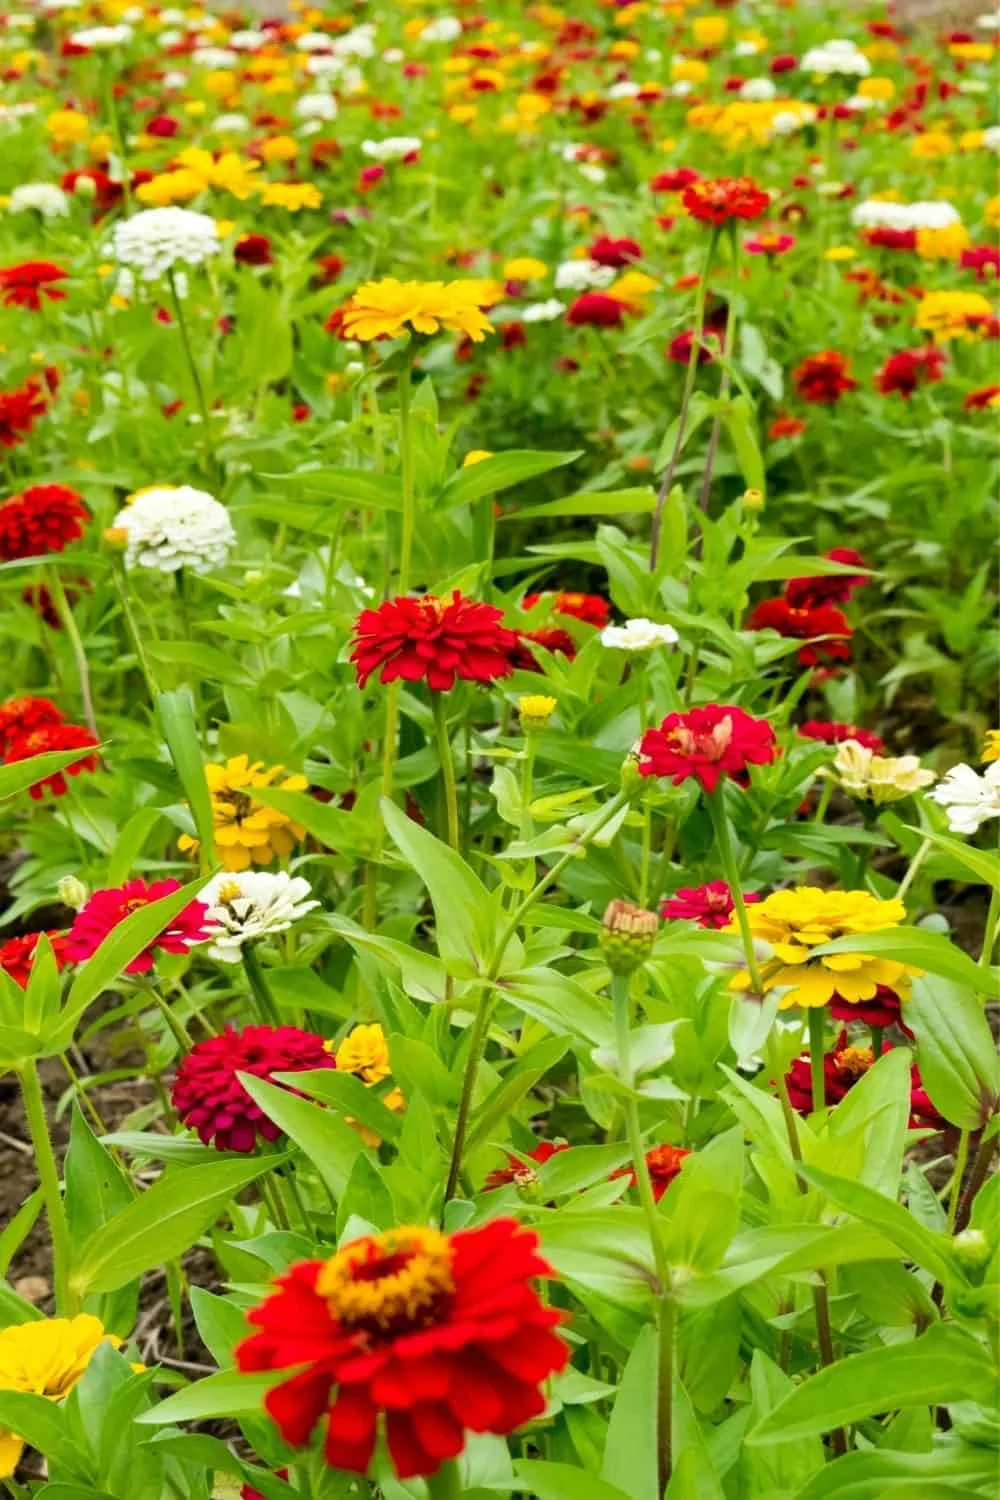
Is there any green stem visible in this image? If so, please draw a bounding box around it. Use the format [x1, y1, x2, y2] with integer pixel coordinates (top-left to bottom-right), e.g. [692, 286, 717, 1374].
[169, 270, 217, 477]
[979, 885, 1000, 976]
[897, 836, 932, 902]
[425, 1458, 463, 1500]
[443, 983, 491, 1203]
[807, 1008, 826, 1115]
[433, 695, 460, 851]
[46, 566, 97, 736]
[707, 788, 762, 992]
[110, 560, 162, 706]
[812, 778, 834, 825]
[697, 225, 740, 513]
[242, 945, 281, 1026]
[60, 1051, 108, 1135]
[520, 738, 537, 842]
[397, 361, 415, 594]
[150, 987, 194, 1051]
[18, 1060, 75, 1314]
[947, 1128, 972, 1234]
[869, 1025, 883, 1061]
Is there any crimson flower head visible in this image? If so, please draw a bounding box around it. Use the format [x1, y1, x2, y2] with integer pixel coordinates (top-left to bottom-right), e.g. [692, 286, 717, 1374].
[566, 291, 626, 328]
[3, 722, 100, 799]
[510, 626, 576, 671]
[747, 598, 852, 667]
[234, 234, 273, 267]
[830, 983, 910, 1034]
[0, 484, 88, 562]
[960, 245, 1000, 281]
[863, 227, 917, 252]
[660, 880, 761, 930]
[0, 262, 69, 311]
[639, 704, 778, 792]
[965, 385, 1000, 412]
[351, 592, 517, 692]
[786, 1033, 873, 1114]
[0, 695, 64, 752]
[588, 235, 642, 267]
[66, 878, 210, 974]
[799, 720, 885, 754]
[522, 591, 610, 628]
[236, 1218, 568, 1479]
[667, 327, 719, 365]
[0, 931, 71, 989]
[484, 1141, 569, 1189]
[875, 346, 946, 399]
[682, 176, 769, 225]
[793, 351, 858, 406]
[769, 413, 806, 440]
[744, 232, 796, 257]
[786, 548, 868, 608]
[613, 1143, 690, 1201]
[0, 380, 49, 449]
[649, 167, 700, 193]
[172, 1024, 335, 1152]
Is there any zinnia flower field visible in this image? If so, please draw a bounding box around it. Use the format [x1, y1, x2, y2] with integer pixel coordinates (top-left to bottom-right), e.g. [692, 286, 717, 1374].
[0, 0, 999, 1495]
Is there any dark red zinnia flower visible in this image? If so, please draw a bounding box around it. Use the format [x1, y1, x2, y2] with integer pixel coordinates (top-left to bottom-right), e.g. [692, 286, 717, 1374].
[66, 878, 210, 974]
[612, 1143, 690, 1201]
[786, 1032, 873, 1113]
[639, 704, 778, 792]
[0, 930, 72, 988]
[522, 591, 610, 628]
[3, 722, 100, 799]
[315, 253, 345, 284]
[0, 695, 64, 752]
[172, 1024, 335, 1151]
[649, 167, 700, 193]
[964, 385, 1000, 412]
[785, 548, 868, 608]
[0, 262, 69, 311]
[0, 380, 48, 449]
[588, 235, 642, 268]
[959, 245, 1000, 282]
[236, 1218, 568, 1478]
[768, 413, 806, 440]
[830, 984, 910, 1034]
[667, 328, 719, 365]
[566, 292, 626, 328]
[660, 880, 761, 930]
[875, 346, 947, 399]
[234, 234, 273, 266]
[510, 626, 577, 671]
[793, 351, 858, 406]
[747, 598, 852, 666]
[0, 484, 88, 562]
[484, 1141, 569, 1189]
[863, 227, 917, 252]
[351, 592, 517, 692]
[682, 176, 769, 225]
[799, 720, 885, 754]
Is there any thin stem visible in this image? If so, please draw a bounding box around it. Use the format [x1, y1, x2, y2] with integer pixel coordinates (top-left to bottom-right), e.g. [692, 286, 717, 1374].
[897, 836, 932, 902]
[433, 695, 460, 851]
[979, 885, 1000, 976]
[444, 984, 491, 1203]
[242, 945, 281, 1026]
[707, 789, 762, 992]
[150, 987, 194, 1051]
[60, 1051, 108, 1135]
[46, 567, 97, 736]
[520, 738, 537, 842]
[955, 1132, 997, 1234]
[807, 1008, 827, 1116]
[649, 229, 718, 571]
[425, 1459, 463, 1500]
[168, 270, 217, 477]
[696, 226, 740, 514]
[869, 1025, 883, 1061]
[812, 778, 834, 825]
[397, 361, 415, 595]
[946, 1128, 972, 1234]
[18, 1060, 75, 1314]
[110, 560, 162, 706]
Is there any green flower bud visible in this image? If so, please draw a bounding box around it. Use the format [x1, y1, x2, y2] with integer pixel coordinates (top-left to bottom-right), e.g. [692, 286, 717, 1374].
[600, 898, 659, 974]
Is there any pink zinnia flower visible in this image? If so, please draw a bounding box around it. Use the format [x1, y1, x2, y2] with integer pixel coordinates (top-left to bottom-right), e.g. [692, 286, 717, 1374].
[66, 878, 210, 973]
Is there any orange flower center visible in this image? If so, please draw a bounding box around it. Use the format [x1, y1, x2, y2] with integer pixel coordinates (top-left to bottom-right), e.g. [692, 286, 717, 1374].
[835, 1045, 874, 1078]
[123, 897, 148, 914]
[667, 716, 733, 761]
[316, 1227, 455, 1338]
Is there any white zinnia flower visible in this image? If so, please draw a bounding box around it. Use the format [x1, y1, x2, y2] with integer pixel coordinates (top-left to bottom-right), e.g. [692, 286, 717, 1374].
[191, 46, 238, 68]
[740, 77, 777, 101]
[68, 22, 132, 47]
[361, 135, 421, 161]
[229, 29, 266, 50]
[8, 182, 69, 219]
[607, 80, 642, 100]
[161, 70, 188, 90]
[983, 125, 1000, 152]
[296, 30, 333, 51]
[331, 23, 376, 57]
[930, 763, 1000, 836]
[521, 298, 566, 323]
[111, 207, 219, 281]
[201, 871, 319, 962]
[420, 16, 462, 42]
[601, 617, 680, 652]
[112, 485, 236, 574]
[212, 112, 251, 134]
[295, 92, 338, 121]
[801, 39, 871, 77]
[851, 199, 961, 231]
[832, 741, 936, 805]
[554, 259, 616, 291]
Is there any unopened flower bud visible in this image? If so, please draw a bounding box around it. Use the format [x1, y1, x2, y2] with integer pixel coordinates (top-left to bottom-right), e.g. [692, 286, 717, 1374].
[73, 175, 98, 200]
[742, 486, 765, 512]
[600, 898, 658, 972]
[621, 742, 644, 796]
[58, 875, 89, 911]
[952, 1229, 991, 1273]
[519, 694, 556, 733]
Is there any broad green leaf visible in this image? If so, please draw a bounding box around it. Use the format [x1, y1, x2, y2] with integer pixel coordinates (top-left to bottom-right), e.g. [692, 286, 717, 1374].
[148, 642, 253, 687]
[0, 1190, 43, 1277]
[72, 1156, 277, 1294]
[135, 1369, 283, 1425]
[0, 745, 104, 802]
[381, 798, 496, 971]
[905, 977, 1000, 1130]
[793, 1446, 998, 1500]
[902, 825, 1000, 893]
[287, 1068, 403, 1142]
[602, 1324, 658, 1500]
[465, 1035, 569, 1151]
[238, 1071, 365, 1197]
[514, 1459, 632, 1500]
[0, 1392, 83, 1476]
[799, 1165, 956, 1282]
[822, 1046, 912, 1196]
[510, 487, 656, 522]
[249, 787, 377, 858]
[437, 449, 581, 508]
[748, 1323, 993, 1445]
[156, 688, 216, 866]
[265, 466, 403, 510]
[811, 928, 990, 995]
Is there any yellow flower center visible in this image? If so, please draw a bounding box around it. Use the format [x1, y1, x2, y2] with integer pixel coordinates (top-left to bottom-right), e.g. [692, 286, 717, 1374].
[835, 1046, 875, 1078]
[316, 1227, 454, 1339]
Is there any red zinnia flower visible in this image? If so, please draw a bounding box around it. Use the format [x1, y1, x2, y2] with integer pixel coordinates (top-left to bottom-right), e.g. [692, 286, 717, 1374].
[786, 1033, 873, 1114]
[0, 930, 72, 988]
[0, 484, 89, 562]
[638, 704, 778, 792]
[875, 346, 946, 399]
[510, 627, 577, 670]
[964, 385, 1000, 411]
[66, 878, 210, 974]
[351, 592, 517, 692]
[484, 1141, 569, 1189]
[522, 591, 610, 628]
[172, 1024, 335, 1151]
[613, 1143, 690, 1201]
[830, 984, 910, 1034]
[234, 234, 273, 267]
[649, 167, 699, 193]
[3, 723, 100, 799]
[792, 351, 858, 406]
[588, 235, 642, 268]
[0, 262, 69, 311]
[660, 880, 761, 930]
[768, 413, 806, 440]
[862, 227, 917, 252]
[236, 1219, 568, 1478]
[0, 380, 48, 449]
[0, 695, 64, 752]
[747, 598, 852, 666]
[785, 548, 868, 608]
[667, 328, 719, 365]
[565, 292, 626, 328]
[744, 232, 795, 257]
[959, 245, 1000, 282]
[798, 720, 885, 754]
[681, 176, 769, 225]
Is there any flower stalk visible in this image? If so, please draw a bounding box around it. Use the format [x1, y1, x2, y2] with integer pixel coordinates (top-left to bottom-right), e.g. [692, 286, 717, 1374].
[18, 1060, 75, 1315]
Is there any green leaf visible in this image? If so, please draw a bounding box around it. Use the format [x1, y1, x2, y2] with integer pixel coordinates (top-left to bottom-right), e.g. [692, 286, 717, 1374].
[249, 786, 376, 858]
[148, 642, 253, 687]
[135, 1369, 283, 1425]
[0, 1392, 83, 1476]
[0, 745, 104, 802]
[721, 394, 765, 495]
[811, 928, 990, 995]
[0, 1190, 43, 1277]
[381, 798, 496, 971]
[748, 1324, 993, 1446]
[465, 1035, 569, 1152]
[237, 1071, 365, 1198]
[902, 825, 1000, 893]
[904, 976, 1000, 1130]
[799, 1165, 956, 1282]
[602, 1324, 658, 1500]
[264, 466, 403, 510]
[514, 1459, 632, 1500]
[790, 1444, 1000, 1500]
[288, 1068, 403, 1142]
[509, 487, 656, 522]
[71, 1156, 277, 1295]
[437, 450, 581, 508]
[156, 688, 216, 865]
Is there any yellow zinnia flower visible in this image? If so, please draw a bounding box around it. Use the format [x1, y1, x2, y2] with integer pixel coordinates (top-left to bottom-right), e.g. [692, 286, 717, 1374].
[519, 694, 557, 731]
[915, 223, 970, 261]
[335, 1022, 392, 1083]
[729, 888, 918, 1010]
[982, 731, 1000, 765]
[503, 256, 548, 282]
[915, 290, 994, 343]
[259, 182, 322, 211]
[46, 109, 89, 145]
[178, 755, 308, 871]
[339, 278, 497, 343]
[910, 131, 953, 161]
[0, 1316, 119, 1477]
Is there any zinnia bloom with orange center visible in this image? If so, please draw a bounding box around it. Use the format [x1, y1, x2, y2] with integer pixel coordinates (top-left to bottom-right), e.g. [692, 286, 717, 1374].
[0, 380, 49, 449]
[336, 278, 497, 343]
[639, 704, 778, 792]
[65, 878, 210, 974]
[747, 598, 852, 667]
[792, 351, 858, 405]
[0, 484, 88, 562]
[3, 722, 100, 800]
[236, 1219, 568, 1479]
[681, 176, 769, 225]
[351, 592, 517, 691]
[613, 1143, 690, 1200]
[0, 695, 64, 751]
[0, 261, 69, 310]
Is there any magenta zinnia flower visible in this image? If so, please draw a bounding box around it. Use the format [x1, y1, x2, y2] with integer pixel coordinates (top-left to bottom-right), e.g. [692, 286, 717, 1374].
[660, 880, 761, 929]
[66, 878, 210, 973]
